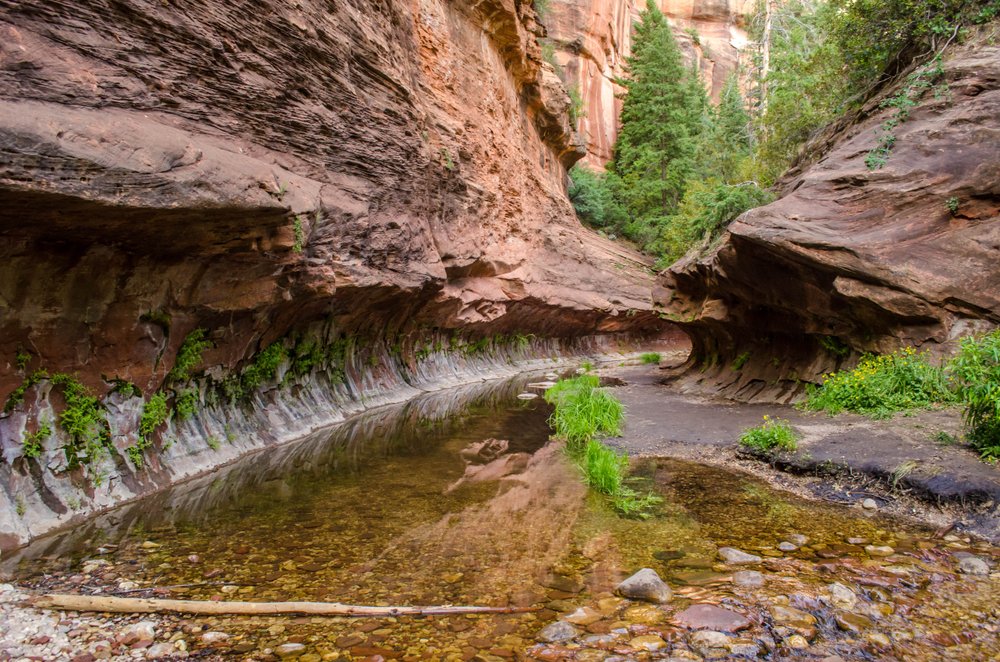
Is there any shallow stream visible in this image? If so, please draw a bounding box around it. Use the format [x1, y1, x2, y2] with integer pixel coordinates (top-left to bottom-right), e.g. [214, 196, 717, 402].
[4, 371, 998, 660]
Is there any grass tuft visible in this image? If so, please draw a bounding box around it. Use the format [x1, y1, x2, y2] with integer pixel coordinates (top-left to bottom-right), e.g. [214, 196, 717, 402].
[640, 352, 661, 365]
[739, 415, 798, 452]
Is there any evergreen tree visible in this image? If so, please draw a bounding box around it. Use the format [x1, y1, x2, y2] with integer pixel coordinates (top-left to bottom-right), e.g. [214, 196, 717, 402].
[609, 1, 703, 236]
[703, 75, 752, 183]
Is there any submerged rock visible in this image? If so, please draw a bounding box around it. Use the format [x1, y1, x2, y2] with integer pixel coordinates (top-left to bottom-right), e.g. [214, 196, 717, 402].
[718, 547, 761, 564]
[956, 555, 990, 575]
[616, 568, 672, 603]
[827, 582, 858, 610]
[865, 545, 895, 557]
[689, 630, 732, 657]
[732, 570, 765, 588]
[674, 604, 750, 632]
[629, 634, 667, 651]
[563, 606, 603, 626]
[537, 621, 579, 643]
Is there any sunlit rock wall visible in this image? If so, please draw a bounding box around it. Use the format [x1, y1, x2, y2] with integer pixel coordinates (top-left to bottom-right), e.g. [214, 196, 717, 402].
[546, 0, 751, 168]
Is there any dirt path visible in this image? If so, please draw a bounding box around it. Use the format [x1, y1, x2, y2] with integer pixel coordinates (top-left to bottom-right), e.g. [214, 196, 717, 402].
[601, 361, 1000, 542]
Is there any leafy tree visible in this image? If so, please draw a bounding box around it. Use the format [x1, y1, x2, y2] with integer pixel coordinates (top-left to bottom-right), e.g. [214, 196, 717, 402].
[610, 1, 704, 229]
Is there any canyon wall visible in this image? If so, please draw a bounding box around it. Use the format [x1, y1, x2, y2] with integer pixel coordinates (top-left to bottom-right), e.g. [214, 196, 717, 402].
[0, 0, 671, 548]
[655, 41, 1000, 401]
[546, 0, 751, 167]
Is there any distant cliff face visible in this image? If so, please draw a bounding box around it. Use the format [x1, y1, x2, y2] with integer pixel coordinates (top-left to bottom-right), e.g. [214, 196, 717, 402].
[546, 0, 751, 168]
[0, 0, 671, 548]
[655, 42, 1000, 401]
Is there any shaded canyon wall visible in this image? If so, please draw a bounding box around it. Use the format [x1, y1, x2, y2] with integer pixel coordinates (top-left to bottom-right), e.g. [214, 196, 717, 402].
[655, 41, 1000, 401]
[0, 0, 673, 548]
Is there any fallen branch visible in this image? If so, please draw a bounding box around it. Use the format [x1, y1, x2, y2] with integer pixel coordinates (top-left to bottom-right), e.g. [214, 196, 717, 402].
[32, 594, 536, 617]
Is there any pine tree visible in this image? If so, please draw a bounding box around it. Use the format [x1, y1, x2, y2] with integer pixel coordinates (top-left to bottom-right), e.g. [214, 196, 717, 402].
[703, 74, 752, 183]
[609, 0, 703, 240]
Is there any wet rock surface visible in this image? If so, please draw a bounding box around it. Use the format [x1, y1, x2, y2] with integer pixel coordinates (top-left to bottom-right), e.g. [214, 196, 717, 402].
[3, 374, 999, 660]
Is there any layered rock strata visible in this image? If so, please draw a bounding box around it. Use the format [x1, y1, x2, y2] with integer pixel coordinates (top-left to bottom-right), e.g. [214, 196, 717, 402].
[0, 0, 670, 547]
[656, 42, 1000, 401]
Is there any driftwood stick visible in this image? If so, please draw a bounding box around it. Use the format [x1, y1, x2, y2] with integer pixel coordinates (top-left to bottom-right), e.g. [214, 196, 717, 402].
[32, 594, 535, 617]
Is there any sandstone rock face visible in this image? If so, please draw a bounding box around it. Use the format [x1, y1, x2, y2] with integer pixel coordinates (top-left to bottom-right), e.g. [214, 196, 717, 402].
[0, 0, 669, 548]
[657, 43, 1000, 401]
[546, 0, 751, 167]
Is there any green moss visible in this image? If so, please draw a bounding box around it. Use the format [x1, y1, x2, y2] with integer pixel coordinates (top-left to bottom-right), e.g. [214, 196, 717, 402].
[15, 347, 31, 372]
[139, 309, 172, 333]
[4, 369, 49, 413]
[640, 352, 661, 364]
[125, 445, 144, 469]
[292, 215, 305, 253]
[206, 436, 221, 451]
[50, 373, 111, 470]
[173, 388, 199, 421]
[139, 391, 170, 445]
[731, 351, 751, 371]
[22, 420, 52, 459]
[107, 378, 141, 398]
[167, 329, 212, 384]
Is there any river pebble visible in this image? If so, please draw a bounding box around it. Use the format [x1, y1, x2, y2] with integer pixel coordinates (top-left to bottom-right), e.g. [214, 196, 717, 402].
[732, 570, 765, 587]
[537, 620, 578, 643]
[718, 547, 762, 564]
[956, 554, 990, 575]
[616, 568, 672, 603]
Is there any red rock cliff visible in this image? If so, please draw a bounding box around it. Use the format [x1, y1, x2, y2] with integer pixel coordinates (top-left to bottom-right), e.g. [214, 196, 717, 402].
[656, 41, 1000, 401]
[545, 0, 751, 167]
[0, 0, 665, 399]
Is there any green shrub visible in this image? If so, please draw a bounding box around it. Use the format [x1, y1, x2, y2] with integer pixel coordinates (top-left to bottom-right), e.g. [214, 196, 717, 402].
[732, 352, 751, 371]
[139, 392, 170, 445]
[51, 373, 111, 469]
[804, 347, 953, 419]
[640, 352, 661, 364]
[949, 330, 1000, 460]
[739, 415, 798, 452]
[22, 420, 52, 459]
[167, 329, 212, 384]
[173, 389, 199, 421]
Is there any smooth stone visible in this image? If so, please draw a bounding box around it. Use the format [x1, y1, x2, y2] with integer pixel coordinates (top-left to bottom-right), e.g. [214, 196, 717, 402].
[727, 640, 761, 656]
[276, 643, 306, 657]
[862, 499, 878, 510]
[866, 632, 891, 648]
[120, 621, 156, 643]
[732, 570, 765, 588]
[689, 630, 732, 657]
[674, 604, 750, 632]
[564, 607, 603, 626]
[847, 537, 870, 545]
[145, 643, 176, 659]
[652, 550, 685, 561]
[787, 534, 809, 546]
[200, 632, 229, 644]
[629, 634, 666, 651]
[785, 634, 809, 649]
[666, 650, 702, 661]
[543, 575, 584, 594]
[718, 547, 761, 564]
[623, 604, 666, 625]
[778, 542, 798, 552]
[865, 545, 895, 557]
[835, 612, 873, 633]
[770, 605, 817, 629]
[616, 568, 672, 603]
[537, 621, 578, 643]
[516, 393, 538, 400]
[956, 555, 990, 575]
[827, 582, 857, 610]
